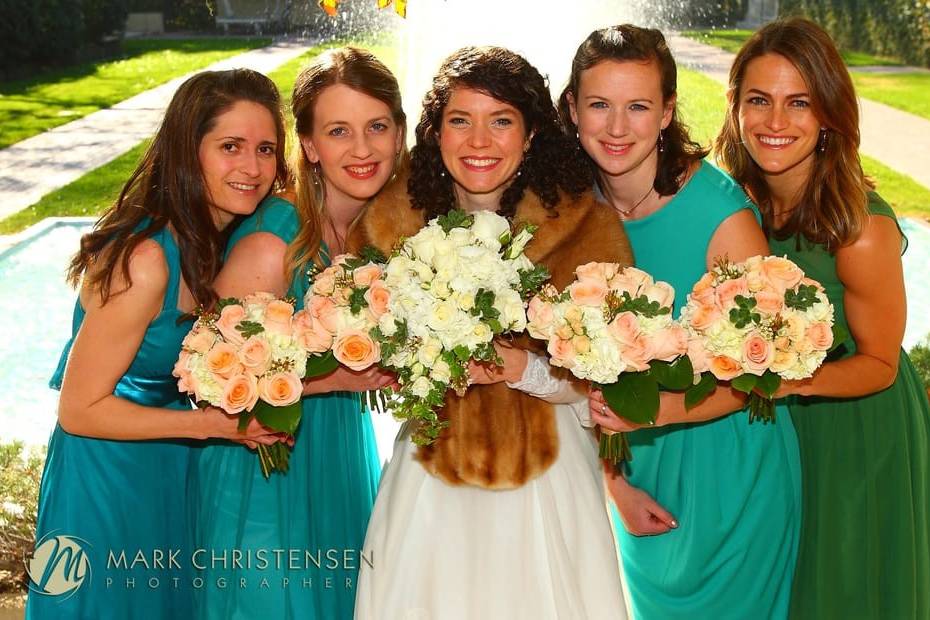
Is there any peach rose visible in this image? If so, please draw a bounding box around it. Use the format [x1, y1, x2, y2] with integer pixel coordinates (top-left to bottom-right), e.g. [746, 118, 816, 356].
[771, 349, 798, 374]
[569, 278, 609, 307]
[205, 342, 242, 378]
[547, 337, 576, 367]
[652, 326, 689, 362]
[708, 355, 743, 381]
[575, 262, 610, 285]
[742, 332, 775, 375]
[688, 302, 722, 332]
[690, 272, 717, 306]
[687, 338, 710, 373]
[183, 328, 216, 354]
[307, 296, 339, 333]
[572, 335, 592, 354]
[643, 281, 675, 309]
[527, 296, 555, 333]
[243, 291, 276, 308]
[365, 280, 391, 319]
[258, 371, 303, 407]
[621, 334, 656, 372]
[264, 299, 295, 335]
[296, 321, 334, 354]
[755, 289, 785, 316]
[311, 270, 337, 296]
[761, 256, 804, 292]
[610, 267, 652, 297]
[353, 264, 383, 288]
[173, 351, 193, 392]
[800, 276, 825, 293]
[219, 373, 259, 414]
[607, 312, 641, 346]
[715, 277, 750, 311]
[216, 304, 246, 346]
[239, 336, 272, 375]
[806, 321, 834, 351]
[333, 330, 380, 371]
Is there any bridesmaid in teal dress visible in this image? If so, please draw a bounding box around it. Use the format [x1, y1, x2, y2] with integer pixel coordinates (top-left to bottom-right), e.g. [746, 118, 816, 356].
[26, 69, 289, 619]
[716, 18, 930, 618]
[188, 48, 405, 620]
[560, 25, 801, 618]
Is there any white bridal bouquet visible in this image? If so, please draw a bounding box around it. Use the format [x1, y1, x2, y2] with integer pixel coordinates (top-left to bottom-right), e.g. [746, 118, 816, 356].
[680, 255, 843, 422]
[527, 263, 691, 462]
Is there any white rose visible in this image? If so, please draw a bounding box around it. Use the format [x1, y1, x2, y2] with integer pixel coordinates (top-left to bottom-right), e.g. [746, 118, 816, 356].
[417, 336, 443, 368]
[378, 313, 398, 337]
[410, 376, 432, 398]
[431, 359, 452, 384]
[427, 300, 461, 332]
[470, 210, 510, 250]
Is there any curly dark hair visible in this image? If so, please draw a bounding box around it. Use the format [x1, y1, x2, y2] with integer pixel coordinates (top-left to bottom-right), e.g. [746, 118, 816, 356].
[558, 24, 707, 197]
[409, 46, 591, 220]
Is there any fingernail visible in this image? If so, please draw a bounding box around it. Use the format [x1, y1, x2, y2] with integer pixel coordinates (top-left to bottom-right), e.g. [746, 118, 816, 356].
[670, 519, 679, 528]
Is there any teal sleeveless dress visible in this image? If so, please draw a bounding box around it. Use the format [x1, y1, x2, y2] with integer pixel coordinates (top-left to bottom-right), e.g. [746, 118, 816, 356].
[27, 226, 194, 619]
[611, 162, 802, 619]
[769, 194, 930, 619]
[188, 196, 381, 620]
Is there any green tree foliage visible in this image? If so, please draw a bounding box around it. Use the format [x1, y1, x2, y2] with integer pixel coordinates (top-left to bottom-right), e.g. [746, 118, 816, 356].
[0, 442, 44, 592]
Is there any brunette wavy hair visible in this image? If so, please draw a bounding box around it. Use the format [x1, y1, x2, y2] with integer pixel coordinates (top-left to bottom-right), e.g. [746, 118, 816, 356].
[558, 24, 708, 197]
[714, 17, 872, 251]
[409, 46, 590, 220]
[67, 69, 288, 308]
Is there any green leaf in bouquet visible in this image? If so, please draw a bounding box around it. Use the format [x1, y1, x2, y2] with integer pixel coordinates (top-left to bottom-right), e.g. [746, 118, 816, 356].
[236, 320, 265, 338]
[436, 209, 474, 233]
[730, 373, 759, 395]
[609, 291, 671, 320]
[685, 372, 717, 410]
[829, 323, 850, 353]
[453, 345, 471, 362]
[305, 350, 340, 377]
[237, 410, 253, 433]
[348, 286, 369, 315]
[785, 284, 819, 311]
[359, 245, 388, 265]
[651, 356, 695, 390]
[755, 370, 781, 398]
[518, 265, 551, 297]
[215, 297, 241, 312]
[601, 373, 660, 425]
[729, 295, 761, 329]
[253, 399, 302, 435]
[471, 289, 500, 322]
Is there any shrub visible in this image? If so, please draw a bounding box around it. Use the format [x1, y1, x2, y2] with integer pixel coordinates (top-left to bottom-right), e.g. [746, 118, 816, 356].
[82, 0, 129, 45]
[910, 336, 930, 391]
[0, 442, 44, 593]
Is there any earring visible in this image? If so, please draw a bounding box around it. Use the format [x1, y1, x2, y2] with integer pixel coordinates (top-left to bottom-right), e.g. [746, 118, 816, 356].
[440, 169, 446, 179]
[657, 131, 665, 153]
[818, 128, 828, 153]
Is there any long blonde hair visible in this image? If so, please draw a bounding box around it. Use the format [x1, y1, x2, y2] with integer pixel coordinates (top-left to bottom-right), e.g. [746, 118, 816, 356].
[285, 46, 407, 276]
[714, 18, 872, 252]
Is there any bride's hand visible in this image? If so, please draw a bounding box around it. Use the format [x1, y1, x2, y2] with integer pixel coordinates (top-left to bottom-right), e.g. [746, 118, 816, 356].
[588, 388, 647, 432]
[466, 341, 528, 385]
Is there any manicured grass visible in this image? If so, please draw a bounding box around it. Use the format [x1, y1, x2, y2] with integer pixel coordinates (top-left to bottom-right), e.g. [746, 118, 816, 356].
[676, 67, 930, 220]
[851, 72, 930, 121]
[681, 29, 904, 66]
[0, 38, 271, 149]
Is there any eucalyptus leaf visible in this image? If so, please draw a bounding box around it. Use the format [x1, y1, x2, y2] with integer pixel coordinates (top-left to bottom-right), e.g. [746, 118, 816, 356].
[305, 350, 340, 377]
[731, 373, 759, 394]
[685, 372, 717, 409]
[756, 370, 781, 398]
[601, 373, 659, 425]
[253, 399, 302, 435]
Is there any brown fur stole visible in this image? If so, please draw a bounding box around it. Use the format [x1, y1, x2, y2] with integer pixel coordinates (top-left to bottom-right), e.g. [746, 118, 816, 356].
[349, 175, 633, 489]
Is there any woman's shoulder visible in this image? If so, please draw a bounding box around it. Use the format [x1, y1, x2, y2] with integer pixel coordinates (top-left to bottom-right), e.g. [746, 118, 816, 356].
[229, 194, 300, 246]
[687, 161, 752, 209]
[866, 191, 896, 219]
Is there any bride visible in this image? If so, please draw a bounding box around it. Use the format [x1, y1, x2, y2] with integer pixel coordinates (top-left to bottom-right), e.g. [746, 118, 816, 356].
[349, 46, 631, 619]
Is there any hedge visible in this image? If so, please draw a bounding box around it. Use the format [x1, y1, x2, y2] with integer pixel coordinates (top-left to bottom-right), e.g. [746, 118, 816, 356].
[780, 0, 930, 67]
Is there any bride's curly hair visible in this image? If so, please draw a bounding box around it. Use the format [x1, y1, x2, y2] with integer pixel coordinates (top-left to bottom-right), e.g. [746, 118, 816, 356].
[409, 46, 591, 220]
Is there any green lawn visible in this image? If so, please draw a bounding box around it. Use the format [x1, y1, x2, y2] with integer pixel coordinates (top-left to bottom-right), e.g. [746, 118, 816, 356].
[681, 29, 904, 66]
[851, 72, 930, 121]
[0, 38, 271, 149]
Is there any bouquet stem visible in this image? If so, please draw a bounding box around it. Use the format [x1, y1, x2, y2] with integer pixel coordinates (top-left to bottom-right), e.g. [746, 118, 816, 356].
[748, 393, 776, 424]
[599, 431, 632, 464]
[257, 443, 291, 478]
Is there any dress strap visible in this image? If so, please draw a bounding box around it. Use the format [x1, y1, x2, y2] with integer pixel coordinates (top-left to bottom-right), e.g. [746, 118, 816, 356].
[151, 227, 182, 313]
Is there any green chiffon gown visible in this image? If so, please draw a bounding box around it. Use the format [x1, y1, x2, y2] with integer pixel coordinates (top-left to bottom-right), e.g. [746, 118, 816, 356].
[609, 162, 802, 619]
[769, 193, 930, 619]
[188, 197, 381, 619]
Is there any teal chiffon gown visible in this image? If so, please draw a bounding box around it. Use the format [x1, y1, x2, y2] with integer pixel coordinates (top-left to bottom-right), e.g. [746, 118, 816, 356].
[188, 196, 381, 620]
[26, 226, 194, 619]
[610, 162, 802, 619]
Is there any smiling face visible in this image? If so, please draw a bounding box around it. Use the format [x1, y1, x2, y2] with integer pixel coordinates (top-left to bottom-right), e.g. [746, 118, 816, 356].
[569, 59, 674, 182]
[300, 83, 403, 210]
[437, 87, 529, 208]
[198, 99, 279, 229]
[738, 53, 822, 188]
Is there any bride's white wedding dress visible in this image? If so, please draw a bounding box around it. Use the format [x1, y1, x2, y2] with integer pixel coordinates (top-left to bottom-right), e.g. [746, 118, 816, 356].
[355, 353, 628, 619]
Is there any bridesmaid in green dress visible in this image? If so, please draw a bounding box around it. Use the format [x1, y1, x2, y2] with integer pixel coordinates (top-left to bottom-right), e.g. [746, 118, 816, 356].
[560, 25, 801, 619]
[715, 18, 930, 619]
[26, 70, 289, 619]
[188, 48, 404, 620]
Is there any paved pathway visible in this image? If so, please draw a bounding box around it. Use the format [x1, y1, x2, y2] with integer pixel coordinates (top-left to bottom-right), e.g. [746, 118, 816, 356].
[668, 34, 930, 191]
[0, 39, 314, 221]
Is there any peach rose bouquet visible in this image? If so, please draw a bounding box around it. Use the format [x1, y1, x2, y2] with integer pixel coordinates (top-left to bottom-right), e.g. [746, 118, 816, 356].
[173, 293, 337, 477]
[680, 255, 842, 423]
[527, 263, 692, 462]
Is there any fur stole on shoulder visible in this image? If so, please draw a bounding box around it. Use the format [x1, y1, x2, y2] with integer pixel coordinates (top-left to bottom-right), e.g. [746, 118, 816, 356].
[349, 174, 633, 489]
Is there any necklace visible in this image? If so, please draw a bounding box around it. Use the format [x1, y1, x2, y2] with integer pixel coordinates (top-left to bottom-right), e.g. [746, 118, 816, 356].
[614, 184, 654, 218]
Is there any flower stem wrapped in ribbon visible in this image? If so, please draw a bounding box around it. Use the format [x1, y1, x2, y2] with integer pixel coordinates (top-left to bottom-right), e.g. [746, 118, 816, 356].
[173, 293, 338, 477]
[527, 263, 691, 463]
[680, 255, 846, 423]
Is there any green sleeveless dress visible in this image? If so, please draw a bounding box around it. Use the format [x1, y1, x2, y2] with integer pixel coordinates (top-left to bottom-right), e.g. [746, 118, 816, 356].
[769, 193, 930, 619]
[611, 162, 802, 619]
[28, 225, 194, 619]
[188, 197, 381, 619]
